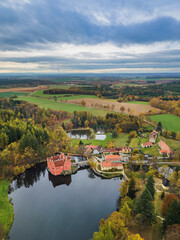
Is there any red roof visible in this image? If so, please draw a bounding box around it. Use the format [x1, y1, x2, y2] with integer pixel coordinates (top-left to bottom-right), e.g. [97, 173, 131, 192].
[105, 155, 121, 161]
[158, 140, 172, 155]
[86, 145, 98, 149]
[102, 161, 123, 168]
[142, 141, 153, 147]
[54, 160, 64, 167]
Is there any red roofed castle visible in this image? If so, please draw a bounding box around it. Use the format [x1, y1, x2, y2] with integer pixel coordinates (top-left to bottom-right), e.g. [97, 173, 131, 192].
[47, 153, 71, 176]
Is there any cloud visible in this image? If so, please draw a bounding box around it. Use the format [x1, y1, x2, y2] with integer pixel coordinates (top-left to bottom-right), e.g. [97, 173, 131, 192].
[0, 0, 180, 73]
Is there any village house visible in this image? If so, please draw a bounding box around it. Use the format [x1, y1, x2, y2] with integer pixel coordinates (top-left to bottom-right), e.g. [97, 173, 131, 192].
[158, 140, 173, 157]
[149, 130, 158, 143]
[85, 145, 102, 154]
[101, 161, 123, 171]
[105, 154, 121, 162]
[101, 154, 123, 171]
[103, 147, 131, 154]
[141, 141, 153, 148]
[47, 153, 71, 176]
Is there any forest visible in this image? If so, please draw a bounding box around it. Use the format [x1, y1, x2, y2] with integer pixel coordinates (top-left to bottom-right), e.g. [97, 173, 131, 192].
[66, 111, 141, 133]
[150, 98, 180, 117]
[44, 81, 180, 102]
[0, 98, 72, 178]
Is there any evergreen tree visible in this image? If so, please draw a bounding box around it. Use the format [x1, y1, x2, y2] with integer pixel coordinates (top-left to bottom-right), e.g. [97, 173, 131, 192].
[127, 178, 136, 199]
[146, 175, 155, 199]
[135, 188, 156, 225]
[163, 200, 180, 232]
[156, 122, 162, 132]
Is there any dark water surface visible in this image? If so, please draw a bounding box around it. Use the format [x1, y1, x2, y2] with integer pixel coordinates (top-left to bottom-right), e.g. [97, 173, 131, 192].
[8, 164, 121, 240]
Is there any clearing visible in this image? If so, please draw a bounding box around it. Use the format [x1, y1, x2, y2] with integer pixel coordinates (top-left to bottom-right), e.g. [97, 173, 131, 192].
[66, 98, 159, 115]
[150, 114, 180, 132]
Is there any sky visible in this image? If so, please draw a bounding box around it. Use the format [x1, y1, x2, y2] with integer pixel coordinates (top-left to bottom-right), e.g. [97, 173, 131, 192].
[0, 0, 180, 74]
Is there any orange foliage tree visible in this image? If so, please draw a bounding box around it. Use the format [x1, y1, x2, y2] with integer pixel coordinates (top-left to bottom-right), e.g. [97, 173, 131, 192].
[162, 193, 179, 216]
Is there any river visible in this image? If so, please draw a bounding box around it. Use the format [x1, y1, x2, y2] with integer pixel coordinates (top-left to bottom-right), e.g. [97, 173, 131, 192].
[8, 163, 122, 240]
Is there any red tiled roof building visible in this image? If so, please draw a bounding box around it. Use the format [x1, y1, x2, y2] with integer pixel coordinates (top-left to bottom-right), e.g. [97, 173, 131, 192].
[47, 153, 71, 176]
[158, 140, 173, 156]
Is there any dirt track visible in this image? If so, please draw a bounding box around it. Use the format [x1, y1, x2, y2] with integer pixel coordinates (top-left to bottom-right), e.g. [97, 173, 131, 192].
[0, 85, 49, 93]
[66, 98, 160, 115]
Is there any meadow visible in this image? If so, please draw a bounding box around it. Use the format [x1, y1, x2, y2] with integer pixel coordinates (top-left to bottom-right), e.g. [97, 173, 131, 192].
[31, 89, 97, 100]
[126, 101, 149, 105]
[0, 181, 14, 239]
[150, 114, 180, 132]
[18, 96, 110, 117]
[0, 92, 27, 98]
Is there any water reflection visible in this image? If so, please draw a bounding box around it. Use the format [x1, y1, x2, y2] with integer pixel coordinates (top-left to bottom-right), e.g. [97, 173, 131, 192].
[48, 172, 72, 188]
[9, 163, 47, 194]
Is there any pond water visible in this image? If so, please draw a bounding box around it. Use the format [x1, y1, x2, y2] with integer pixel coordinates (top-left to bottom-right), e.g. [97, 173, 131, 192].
[67, 129, 91, 139]
[68, 129, 106, 141]
[8, 163, 121, 240]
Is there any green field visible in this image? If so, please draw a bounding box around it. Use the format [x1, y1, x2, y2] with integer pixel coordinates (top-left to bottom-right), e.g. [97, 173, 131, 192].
[0, 92, 27, 98]
[18, 96, 111, 117]
[0, 181, 14, 239]
[150, 114, 180, 132]
[126, 101, 149, 105]
[71, 133, 129, 148]
[31, 89, 97, 100]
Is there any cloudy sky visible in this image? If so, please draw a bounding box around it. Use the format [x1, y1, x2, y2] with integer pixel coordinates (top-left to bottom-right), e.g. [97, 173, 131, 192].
[1, 0, 180, 73]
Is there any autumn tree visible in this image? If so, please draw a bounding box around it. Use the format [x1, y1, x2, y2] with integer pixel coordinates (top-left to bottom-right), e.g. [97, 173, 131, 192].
[162, 193, 179, 216]
[120, 106, 125, 113]
[163, 200, 180, 232]
[91, 222, 114, 240]
[81, 100, 86, 106]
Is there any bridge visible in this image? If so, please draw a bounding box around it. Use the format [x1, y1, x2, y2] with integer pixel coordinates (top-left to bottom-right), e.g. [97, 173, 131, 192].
[72, 160, 90, 167]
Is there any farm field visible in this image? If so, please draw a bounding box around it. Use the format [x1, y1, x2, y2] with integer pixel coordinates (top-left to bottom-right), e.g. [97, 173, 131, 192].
[150, 114, 180, 132]
[18, 96, 111, 117]
[31, 89, 97, 100]
[0, 92, 27, 98]
[0, 85, 49, 93]
[71, 133, 129, 148]
[66, 98, 159, 115]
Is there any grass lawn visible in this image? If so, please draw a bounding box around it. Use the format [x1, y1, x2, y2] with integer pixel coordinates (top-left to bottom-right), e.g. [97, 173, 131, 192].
[150, 114, 180, 132]
[31, 89, 97, 100]
[129, 138, 140, 148]
[0, 180, 14, 239]
[0, 92, 27, 98]
[125, 101, 149, 105]
[71, 133, 129, 148]
[18, 96, 110, 117]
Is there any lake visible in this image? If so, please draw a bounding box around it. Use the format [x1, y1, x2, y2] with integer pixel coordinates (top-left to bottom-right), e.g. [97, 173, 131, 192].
[8, 163, 121, 240]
